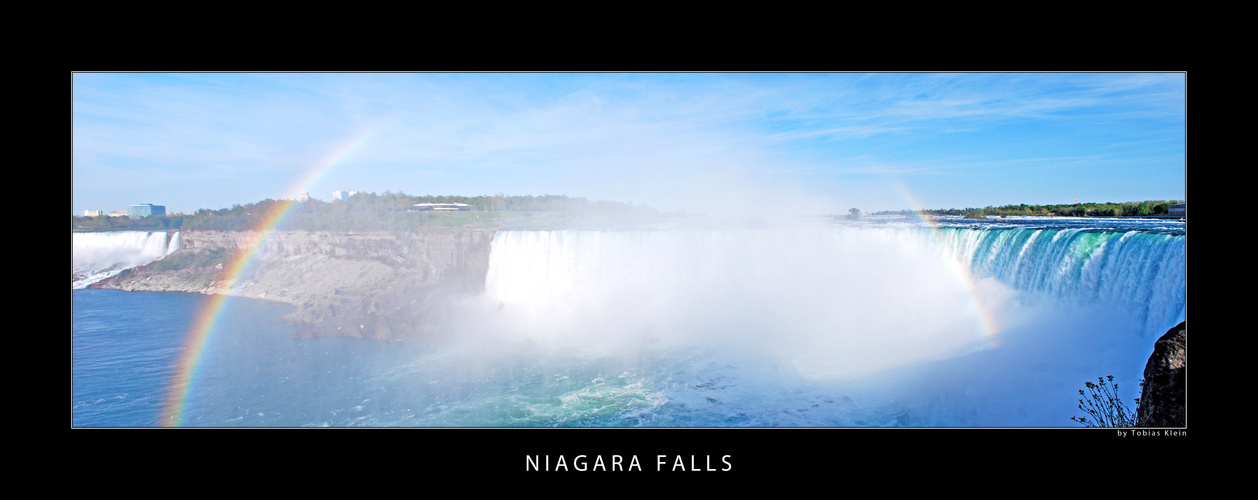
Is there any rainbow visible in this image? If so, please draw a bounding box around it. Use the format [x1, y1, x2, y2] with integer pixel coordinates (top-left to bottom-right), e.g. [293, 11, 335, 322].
[893, 182, 1002, 344]
[159, 128, 378, 427]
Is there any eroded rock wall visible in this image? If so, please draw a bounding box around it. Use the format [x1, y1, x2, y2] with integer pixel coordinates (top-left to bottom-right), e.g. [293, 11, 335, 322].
[1137, 321, 1187, 427]
[92, 229, 497, 340]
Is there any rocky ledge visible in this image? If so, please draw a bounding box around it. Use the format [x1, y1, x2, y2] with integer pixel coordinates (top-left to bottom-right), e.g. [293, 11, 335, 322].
[1137, 320, 1187, 427]
[92, 229, 497, 340]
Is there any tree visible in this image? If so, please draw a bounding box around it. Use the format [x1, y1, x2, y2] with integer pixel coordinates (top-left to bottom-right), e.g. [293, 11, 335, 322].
[849, 208, 861, 220]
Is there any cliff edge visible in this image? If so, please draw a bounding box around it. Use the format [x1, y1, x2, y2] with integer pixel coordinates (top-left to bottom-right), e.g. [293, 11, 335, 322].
[92, 229, 497, 340]
[1137, 320, 1186, 427]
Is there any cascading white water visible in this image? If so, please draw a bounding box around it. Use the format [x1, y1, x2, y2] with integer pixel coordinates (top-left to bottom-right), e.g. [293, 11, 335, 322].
[166, 231, 180, 255]
[444, 222, 1185, 426]
[471, 226, 1008, 378]
[72, 231, 178, 289]
[68, 221, 1185, 427]
[470, 224, 1185, 378]
[932, 227, 1186, 335]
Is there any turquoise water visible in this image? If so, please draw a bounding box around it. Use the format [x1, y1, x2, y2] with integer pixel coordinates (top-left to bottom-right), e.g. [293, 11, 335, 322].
[72, 289, 904, 427]
[72, 218, 1184, 428]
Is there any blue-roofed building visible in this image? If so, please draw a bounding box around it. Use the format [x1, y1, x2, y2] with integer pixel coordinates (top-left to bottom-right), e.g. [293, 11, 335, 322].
[126, 203, 166, 218]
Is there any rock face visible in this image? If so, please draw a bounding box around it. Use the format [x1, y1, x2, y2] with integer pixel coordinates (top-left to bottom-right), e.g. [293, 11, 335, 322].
[92, 229, 497, 341]
[1137, 320, 1186, 427]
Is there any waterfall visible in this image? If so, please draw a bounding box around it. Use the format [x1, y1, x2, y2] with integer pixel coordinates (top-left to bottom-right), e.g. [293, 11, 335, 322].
[72, 231, 179, 289]
[931, 227, 1186, 335]
[477, 227, 998, 377]
[481, 225, 1186, 355]
[167, 231, 181, 255]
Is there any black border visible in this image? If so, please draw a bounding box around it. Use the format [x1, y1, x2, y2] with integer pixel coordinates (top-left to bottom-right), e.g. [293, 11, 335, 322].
[71, 66, 1194, 482]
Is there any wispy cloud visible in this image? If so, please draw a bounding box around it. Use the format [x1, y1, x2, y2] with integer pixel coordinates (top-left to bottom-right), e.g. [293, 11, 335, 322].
[72, 72, 1186, 214]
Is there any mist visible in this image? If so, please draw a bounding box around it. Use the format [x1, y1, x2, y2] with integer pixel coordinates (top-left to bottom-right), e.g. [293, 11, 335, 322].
[455, 226, 981, 369]
[418, 220, 1170, 426]
[71, 217, 1178, 427]
[72, 231, 179, 288]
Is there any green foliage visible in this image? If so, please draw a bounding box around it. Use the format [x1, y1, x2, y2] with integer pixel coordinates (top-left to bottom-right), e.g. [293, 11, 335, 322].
[72, 192, 665, 232]
[145, 246, 230, 272]
[919, 200, 1181, 219]
[1070, 375, 1139, 427]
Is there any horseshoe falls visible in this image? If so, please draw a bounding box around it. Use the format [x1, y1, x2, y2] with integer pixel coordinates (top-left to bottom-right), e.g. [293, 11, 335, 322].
[71, 217, 1185, 427]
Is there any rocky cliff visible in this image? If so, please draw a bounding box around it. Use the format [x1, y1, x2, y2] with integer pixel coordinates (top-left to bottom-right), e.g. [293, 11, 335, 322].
[92, 229, 497, 340]
[1137, 320, 1187, 427]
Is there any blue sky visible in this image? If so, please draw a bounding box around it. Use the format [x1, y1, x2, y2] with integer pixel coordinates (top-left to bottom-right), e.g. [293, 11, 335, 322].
[72, 72, 1186, 216]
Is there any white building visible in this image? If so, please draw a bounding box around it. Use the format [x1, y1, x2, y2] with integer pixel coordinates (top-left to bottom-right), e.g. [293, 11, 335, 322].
[83, 210, 102, 217]
[412, 203, 471, 211]
[298, 191, 310, 202]
[332, 189, 359, 202]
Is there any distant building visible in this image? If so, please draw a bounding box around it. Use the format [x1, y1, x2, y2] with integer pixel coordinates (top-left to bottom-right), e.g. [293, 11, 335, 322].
[83, 210, 102, 217]
[298, 191, 310, 202]
[412, 203, 471, 211]
[332, 189, 359, 202]
[1169, 202, 1186, 217]
[108, 211, 128, 217]
[127, 203, 166, 218]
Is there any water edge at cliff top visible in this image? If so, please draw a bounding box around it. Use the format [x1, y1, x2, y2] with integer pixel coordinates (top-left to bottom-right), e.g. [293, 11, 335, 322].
[71, 215, 1184, 427]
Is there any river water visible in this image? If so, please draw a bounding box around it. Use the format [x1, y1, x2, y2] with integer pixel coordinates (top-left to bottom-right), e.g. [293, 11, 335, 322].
[71, 216, 1185, 427]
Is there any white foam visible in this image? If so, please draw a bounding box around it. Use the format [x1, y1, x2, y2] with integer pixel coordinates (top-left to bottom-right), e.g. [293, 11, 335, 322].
[459, 226, 995, 378]
[72, 231, 178, 288]
[454, 224, 1185, 383]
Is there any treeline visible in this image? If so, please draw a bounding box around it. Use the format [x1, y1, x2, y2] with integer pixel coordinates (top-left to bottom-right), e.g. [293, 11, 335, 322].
[72, 213, 187, 231]
[71, 192, 664, 232]
[921, 200, 1183, 219]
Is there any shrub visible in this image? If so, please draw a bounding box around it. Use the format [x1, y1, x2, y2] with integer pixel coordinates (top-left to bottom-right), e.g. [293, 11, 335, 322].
[1070, 375, 1138, 427]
